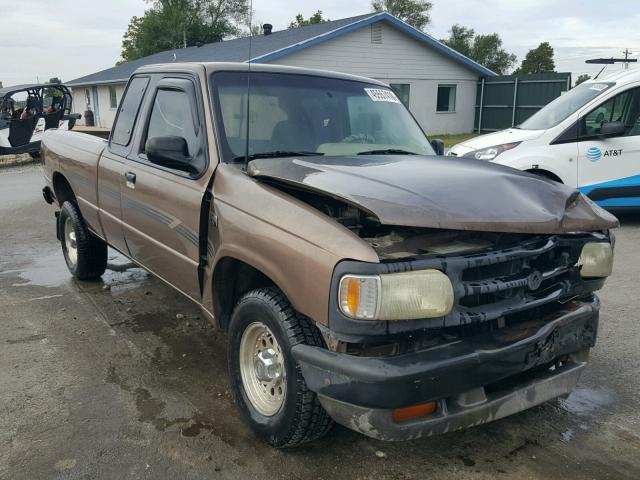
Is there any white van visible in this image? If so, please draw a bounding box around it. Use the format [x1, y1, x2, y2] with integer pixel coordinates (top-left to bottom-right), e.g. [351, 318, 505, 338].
[448, 69, 640, 207]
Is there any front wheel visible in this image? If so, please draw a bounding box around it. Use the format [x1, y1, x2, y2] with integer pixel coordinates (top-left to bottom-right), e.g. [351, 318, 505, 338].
[59, 201, 107, 280]
[227, 288, 333, 448]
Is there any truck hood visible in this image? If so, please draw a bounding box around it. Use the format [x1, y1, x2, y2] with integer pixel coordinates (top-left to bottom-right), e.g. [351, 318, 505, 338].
[247, 155, 618, 234]
[449, 128, 546, 156]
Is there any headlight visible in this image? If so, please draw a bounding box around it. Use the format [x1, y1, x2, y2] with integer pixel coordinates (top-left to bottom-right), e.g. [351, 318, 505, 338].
[463, 142, 520, 161]
[577, 242, 614, 278]
[338, 270, 454, 321]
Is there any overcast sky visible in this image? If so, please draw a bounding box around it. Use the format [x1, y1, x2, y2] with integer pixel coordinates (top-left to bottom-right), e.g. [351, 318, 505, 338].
[1, 0, 638, 86]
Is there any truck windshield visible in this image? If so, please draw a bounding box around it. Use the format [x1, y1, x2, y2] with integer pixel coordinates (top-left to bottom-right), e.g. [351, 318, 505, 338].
[212, 71, 435, 162]
[518, 82, 614, 130]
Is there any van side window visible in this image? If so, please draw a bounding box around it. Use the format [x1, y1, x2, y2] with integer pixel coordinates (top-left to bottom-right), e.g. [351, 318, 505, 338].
[111, 77, 150, 146]
[581, 87, 640, 137]
[145, 89, 198, 156]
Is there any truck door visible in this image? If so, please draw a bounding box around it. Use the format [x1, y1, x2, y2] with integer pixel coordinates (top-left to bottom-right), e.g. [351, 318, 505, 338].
[100, 76, 150, 255]
[577, 85, 640, 206]
[120, 76, 209, 302]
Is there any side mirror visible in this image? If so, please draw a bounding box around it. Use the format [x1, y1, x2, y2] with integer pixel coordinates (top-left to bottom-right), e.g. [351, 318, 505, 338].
[431, 138, 445, 156]
[599, 121, 625, 138]
[146, 136, 194, 173]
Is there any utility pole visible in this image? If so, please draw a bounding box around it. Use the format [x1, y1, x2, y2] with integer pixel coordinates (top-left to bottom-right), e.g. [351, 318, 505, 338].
[623, 49, 632, 69]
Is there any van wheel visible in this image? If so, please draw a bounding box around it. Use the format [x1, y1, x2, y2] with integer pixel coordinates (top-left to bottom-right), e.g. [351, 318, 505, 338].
[227, 288, 333, 448]
[59, 201, 107, 280]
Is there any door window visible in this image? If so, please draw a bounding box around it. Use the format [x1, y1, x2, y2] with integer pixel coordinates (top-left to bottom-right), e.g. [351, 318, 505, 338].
[145, 89, 198, 156]
[111, 77, 149, 146]
[581, 87, 640, 137]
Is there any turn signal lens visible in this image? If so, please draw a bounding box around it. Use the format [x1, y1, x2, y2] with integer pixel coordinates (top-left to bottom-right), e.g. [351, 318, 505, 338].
[392, 402, 437, 423]
[339, 275, 380, 319]
[577, 242, 614, 278]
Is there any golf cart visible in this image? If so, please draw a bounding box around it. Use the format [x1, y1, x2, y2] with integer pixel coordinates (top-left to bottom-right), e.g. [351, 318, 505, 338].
[0, 83, 81, 157]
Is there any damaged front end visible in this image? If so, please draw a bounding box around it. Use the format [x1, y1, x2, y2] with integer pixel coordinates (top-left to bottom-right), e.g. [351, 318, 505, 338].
[291, 229, 606, 440]
[248, 155, 616, 440]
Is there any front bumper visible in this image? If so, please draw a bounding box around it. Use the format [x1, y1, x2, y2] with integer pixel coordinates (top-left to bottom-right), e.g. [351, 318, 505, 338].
[292, 298, 598, 440]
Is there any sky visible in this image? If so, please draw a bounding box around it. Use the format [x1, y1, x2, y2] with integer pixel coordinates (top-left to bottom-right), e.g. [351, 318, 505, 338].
[0, 0, 638, 87]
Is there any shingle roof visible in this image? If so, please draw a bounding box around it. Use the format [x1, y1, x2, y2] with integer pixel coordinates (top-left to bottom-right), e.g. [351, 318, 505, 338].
[67, 12, 495, 86]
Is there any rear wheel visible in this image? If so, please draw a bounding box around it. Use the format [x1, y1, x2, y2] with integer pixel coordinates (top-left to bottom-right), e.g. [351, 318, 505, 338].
[59, 201, 107, 280]
[227, 288, 333, 448]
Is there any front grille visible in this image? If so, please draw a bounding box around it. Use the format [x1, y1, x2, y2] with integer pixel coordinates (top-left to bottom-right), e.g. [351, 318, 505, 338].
[442, 236, 585, 327]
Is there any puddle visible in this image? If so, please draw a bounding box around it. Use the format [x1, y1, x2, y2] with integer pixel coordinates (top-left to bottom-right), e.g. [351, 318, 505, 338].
[559, 386, 614, 417]
[7, 251, 70, 288]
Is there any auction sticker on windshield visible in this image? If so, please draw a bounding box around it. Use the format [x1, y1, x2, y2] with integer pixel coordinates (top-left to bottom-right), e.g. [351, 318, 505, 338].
[365, 88, 401, 103]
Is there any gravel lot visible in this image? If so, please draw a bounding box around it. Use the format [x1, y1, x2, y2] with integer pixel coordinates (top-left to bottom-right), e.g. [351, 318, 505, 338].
[1, 163, 639, 480]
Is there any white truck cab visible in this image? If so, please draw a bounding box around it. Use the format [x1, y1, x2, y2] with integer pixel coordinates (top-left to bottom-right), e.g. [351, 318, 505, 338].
[449, 69, 640, 207]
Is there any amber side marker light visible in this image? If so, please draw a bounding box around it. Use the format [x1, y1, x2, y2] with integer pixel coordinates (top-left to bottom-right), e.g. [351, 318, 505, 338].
[392, 401, 437, 423]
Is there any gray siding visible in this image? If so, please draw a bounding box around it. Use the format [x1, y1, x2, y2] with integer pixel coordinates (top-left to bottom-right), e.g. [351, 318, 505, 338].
[269, 22, 479, 134]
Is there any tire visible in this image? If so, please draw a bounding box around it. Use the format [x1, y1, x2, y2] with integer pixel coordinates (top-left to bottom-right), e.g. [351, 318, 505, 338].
[227, 287, 333, 448]
[59, 201, 107, 280]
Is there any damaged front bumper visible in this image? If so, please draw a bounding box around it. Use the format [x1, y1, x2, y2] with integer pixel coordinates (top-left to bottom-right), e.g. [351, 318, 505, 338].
[292, 297, 599, 441]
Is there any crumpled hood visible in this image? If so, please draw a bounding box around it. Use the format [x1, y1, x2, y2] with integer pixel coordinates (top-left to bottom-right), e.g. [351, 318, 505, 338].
[247, 155, 619, 234]
[450, 128, 546, 156]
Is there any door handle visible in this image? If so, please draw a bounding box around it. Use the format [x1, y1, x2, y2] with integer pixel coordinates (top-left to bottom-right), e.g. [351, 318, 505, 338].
[125, 171, 136, 189]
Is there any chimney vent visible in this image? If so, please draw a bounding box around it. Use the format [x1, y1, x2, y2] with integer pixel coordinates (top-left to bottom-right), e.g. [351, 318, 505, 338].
[263, 23, 273, 35]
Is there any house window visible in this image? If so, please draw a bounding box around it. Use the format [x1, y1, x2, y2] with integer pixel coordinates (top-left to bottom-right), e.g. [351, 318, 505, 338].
[371, 23, 382, 44]
[390, 84, 410, 107]
[437, 84, 456, 112]
[109, 86, 118, 109]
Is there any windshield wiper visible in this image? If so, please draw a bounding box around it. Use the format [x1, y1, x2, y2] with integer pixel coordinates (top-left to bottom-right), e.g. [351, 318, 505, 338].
[234, 151, 323, 162]
[357, 149, 418, 155]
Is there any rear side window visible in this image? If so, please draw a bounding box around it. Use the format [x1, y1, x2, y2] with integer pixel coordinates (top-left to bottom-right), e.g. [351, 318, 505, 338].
[111, 77, 149, 146]
[145, 89, 198, 156]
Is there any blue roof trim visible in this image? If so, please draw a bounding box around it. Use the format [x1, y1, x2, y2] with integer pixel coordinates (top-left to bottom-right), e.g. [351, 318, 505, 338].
[251, 12, 497, 77]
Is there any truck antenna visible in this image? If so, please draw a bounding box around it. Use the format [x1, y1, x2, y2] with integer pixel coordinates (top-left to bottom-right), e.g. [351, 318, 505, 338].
[244, 0, 254, 171]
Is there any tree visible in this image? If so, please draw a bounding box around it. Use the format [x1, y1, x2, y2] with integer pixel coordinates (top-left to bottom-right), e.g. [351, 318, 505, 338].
[575, 74, 591, 86]
[119, 0, 250, 63]
[516, 42, 555, 75]
[289, 10, 329, 29]
[441, 24, 517, 74]
[372, 0, 432, 31]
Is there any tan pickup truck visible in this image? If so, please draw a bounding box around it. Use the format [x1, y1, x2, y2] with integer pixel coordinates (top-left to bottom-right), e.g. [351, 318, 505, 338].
[41, 62, 618, 447]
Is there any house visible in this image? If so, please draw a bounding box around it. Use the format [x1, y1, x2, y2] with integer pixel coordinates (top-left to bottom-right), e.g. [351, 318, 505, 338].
[66, 12, 496, 134]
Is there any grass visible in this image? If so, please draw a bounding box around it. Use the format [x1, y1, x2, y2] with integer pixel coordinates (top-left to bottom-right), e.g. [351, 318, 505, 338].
[434, 132, 479, 149]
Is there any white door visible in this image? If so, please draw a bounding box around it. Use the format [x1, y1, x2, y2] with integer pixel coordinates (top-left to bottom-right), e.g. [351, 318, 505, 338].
[577, 85, 640, 207]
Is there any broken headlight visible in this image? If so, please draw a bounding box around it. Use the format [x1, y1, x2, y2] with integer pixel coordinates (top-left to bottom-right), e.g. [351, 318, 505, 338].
[463, 142, 520, 161]
[338, 270, 454, 320]
[577, 242, 614, 278]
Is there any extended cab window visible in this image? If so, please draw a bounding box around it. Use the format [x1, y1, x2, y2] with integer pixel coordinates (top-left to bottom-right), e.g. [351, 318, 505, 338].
[111, 77, 149, 146]
[580, 87, 640, 137]
[212, 71, 434, 162]
[146, 89, 198, 155]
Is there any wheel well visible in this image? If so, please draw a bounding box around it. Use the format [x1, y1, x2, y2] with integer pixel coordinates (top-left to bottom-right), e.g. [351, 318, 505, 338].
[525, 169, 563, 183]
[212, 257, 276, 330]
[52, 172, 76, 206]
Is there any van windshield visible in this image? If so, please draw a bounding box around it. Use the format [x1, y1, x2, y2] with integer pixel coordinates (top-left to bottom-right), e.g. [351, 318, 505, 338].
[518, 82, 614, 130]
[211, 71, 434, 162]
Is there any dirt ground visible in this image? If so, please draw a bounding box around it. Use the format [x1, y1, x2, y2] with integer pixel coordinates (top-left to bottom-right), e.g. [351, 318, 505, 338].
[1, 163, 639, 480]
